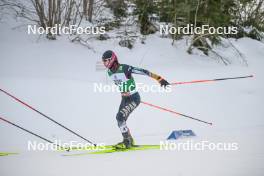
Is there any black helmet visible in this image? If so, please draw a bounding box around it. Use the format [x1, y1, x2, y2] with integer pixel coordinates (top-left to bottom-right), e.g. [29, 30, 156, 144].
[102, 50, 114, 61]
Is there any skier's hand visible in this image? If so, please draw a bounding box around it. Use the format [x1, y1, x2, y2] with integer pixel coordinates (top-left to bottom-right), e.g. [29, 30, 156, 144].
[159, 78, 170, 88]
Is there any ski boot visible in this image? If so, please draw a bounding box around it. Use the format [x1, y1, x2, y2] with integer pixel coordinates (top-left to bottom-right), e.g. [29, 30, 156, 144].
[115, 137, 135, 149]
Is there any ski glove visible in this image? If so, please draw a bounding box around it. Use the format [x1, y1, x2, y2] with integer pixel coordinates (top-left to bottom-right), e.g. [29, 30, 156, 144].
[159, 78, 170, 88]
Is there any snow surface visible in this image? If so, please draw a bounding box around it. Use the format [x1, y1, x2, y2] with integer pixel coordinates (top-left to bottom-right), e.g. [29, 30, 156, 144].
[0, 20, 264, 176]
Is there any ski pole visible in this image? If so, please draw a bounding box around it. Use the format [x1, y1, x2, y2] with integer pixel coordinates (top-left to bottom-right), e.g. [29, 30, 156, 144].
[0, 88, 96, 146]
[171, 75, 253, 85]
[141, 101, 212, 125]
[0, 116, 70, 151]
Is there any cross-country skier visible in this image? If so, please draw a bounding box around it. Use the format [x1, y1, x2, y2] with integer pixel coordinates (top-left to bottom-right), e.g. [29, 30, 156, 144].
[102, 50, 170, 148]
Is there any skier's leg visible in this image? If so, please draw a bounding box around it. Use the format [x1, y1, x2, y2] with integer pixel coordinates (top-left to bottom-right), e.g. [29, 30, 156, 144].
[116, 109, 136, 139]
[116, 93, 141, 147]
[116, 92, 141, 133]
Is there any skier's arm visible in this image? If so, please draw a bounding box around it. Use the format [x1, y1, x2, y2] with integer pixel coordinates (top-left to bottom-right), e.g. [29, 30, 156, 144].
[126, 65, 170, 87]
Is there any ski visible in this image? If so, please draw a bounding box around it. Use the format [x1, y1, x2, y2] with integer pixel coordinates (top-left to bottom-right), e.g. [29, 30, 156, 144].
[62, 144, 160, 156]
[90, 145, 160, 154]
[58, 144, 114, 151]
[0, 152, 18, 156]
